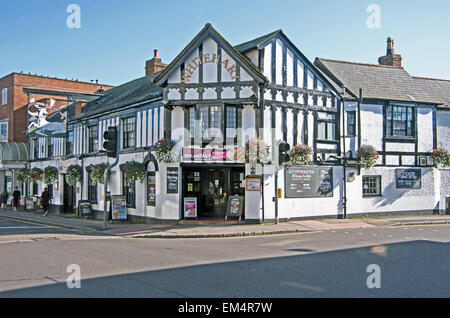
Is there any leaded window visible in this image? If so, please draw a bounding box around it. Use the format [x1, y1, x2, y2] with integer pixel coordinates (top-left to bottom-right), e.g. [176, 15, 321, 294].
[386, 105, 415, 137]
[122, 117, 136, 149]
[88, 125, 98, 153]
[363, 176, 382, 197]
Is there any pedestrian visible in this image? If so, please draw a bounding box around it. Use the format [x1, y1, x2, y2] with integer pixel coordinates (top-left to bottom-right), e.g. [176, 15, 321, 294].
[41, 187, 51, 217]
[12, 186, 21, 211]
[0, 189, 8, 211]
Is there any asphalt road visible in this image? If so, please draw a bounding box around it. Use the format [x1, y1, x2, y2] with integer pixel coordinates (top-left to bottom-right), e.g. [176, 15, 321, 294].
[0, 219, 449, 298]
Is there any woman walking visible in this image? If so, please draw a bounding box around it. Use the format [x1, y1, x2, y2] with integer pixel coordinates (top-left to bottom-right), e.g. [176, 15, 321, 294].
[0, 189, 8, 211]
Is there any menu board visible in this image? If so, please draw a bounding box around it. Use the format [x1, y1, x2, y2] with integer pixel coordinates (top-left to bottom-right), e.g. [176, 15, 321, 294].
[147, 172, 156, 206]
[79, 200, 92, 216]
[111, 195, 127, 220]
[285, 166, 333, 198]
[226, 196, 244, 219]
[184, 197, 197, 219]
[167, 167, 179, 194]
[25, 197, 35, 211]
[396, 169, 421, 189]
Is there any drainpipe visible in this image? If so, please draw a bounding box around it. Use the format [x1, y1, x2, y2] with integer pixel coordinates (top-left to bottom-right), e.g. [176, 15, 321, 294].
[259, 84, 266, 223]
[357, 88, 363, 175]
[341, 87, 347, 219]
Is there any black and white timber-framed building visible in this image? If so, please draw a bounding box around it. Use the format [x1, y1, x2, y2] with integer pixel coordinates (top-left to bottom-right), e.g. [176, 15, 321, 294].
[27, 25, 450, 221]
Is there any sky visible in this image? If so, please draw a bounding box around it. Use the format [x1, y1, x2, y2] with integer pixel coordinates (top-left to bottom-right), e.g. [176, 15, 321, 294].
[1, 0, 449, 86]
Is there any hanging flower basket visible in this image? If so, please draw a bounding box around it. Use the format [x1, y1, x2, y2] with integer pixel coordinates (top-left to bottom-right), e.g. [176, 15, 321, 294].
[91, 163, 108, 185]
[66, 165, 82, 186]
[18, 168, 34, 183]
[289, 143, 313, 165]
[245, 135, 271, 164]
[153, 138, 178, 163]
[30, 168, 43, 182]
[120, 161, 146, 183]
[357, 145, 379, 169]
[430, 147, 450, 168]
[42, 166, 59, 185]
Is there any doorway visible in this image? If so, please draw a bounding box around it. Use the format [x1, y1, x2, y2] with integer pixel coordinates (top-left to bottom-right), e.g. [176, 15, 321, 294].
[63, 175, 76, 214]
[182, 166, 245, 219]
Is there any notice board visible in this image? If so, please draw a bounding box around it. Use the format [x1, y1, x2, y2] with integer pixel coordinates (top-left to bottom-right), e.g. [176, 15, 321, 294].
[167, 167, 179, 194]
[111, 195, 127, 220]
[147, 172, 156, 206]
[396, 169, 421, 189]
[285, 166, 334, 198]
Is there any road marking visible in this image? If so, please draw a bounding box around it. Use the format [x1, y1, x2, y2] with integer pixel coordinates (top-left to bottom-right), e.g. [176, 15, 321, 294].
[0, 226, 51, 230]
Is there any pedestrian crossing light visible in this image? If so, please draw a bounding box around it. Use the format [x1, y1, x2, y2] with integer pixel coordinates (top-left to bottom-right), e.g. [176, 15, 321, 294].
[103, 126, 118, 158]
[278, 141, 290, 164]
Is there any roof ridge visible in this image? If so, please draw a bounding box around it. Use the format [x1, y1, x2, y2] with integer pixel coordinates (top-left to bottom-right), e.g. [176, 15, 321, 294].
[413, 76, 450, 83]
[234, 29, 282, 50]
[317, 58, 404, 70]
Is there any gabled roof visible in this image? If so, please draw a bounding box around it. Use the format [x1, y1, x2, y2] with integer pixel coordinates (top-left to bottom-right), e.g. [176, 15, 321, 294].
[412, 77, 450, 107]
[315, 58, 449, 105]
[154, 23, 268, 85]
[234, 30, 282, 53]
[73, 72, 163, 121]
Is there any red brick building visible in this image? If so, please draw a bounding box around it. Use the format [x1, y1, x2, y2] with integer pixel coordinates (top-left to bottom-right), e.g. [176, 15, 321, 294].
[0, 72, 113, 143]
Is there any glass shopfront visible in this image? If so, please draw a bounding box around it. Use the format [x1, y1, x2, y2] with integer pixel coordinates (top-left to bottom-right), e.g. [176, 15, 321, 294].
[182, 165, 245, 219]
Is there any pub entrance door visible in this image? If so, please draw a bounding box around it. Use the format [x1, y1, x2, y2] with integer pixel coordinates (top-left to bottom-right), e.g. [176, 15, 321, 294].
[182, 166, 245, 219]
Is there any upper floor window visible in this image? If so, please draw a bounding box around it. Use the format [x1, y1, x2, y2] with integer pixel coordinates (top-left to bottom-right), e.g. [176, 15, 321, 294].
[67, 130, 74, 156]
[47, 138, 54, 158]
[1, 88, 7, 105]
[347, 111, 356, 136]
[0, 121, 8, 142]
[386, 105, 415, 137]
[317, 113, 336, 141]
[88, 125, 98, 153]
[122, 117, 136, 149]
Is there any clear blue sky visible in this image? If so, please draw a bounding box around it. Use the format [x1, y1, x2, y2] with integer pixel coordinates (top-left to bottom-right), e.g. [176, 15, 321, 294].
[1, 0, 449, 86]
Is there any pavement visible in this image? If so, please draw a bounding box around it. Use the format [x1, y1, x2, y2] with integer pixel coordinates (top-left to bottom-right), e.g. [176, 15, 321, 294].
[0, 208, 449, 238]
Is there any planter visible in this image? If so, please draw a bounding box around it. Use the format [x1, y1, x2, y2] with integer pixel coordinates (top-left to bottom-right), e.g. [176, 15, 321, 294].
[289, 143, 312, 165]
[91, 163, 108, 185]
[66, 165, 82, 186]
[154, 138, 179, 163]
[120, 161, 146, 183]
[245, 136, 271, 164]
[357, 145, 379, 170]
[431, 148, 450, 168]
[42, 167, 58, 185]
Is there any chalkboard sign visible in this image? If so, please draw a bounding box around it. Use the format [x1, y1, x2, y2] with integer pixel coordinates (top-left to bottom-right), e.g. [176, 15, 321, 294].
[167, 167, 179, 194]
[147, 172, 156, 206]
[111, 195, 127, 220]
[396, 169, 421, 189]
[225, 196, 244, 221]
[285, 166, 333, 198]
[79, 200, 92, 216]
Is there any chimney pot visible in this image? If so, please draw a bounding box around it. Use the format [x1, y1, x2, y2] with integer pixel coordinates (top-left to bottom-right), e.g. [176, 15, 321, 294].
[154, 49, 158, 58]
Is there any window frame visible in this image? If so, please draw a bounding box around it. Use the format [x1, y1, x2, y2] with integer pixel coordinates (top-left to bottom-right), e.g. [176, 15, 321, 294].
[385, 104, 416, 139]
[122, 116, 136, 149]
[67, 130, 74, 156]
[122, 171, 136, 208]
[87, 171, 98, 204]
[316, 112, 337, 142]
[347, 111, 356, 137]
[362, 175, 382, 197]
[87, 124, 98, 153]
[1, 88, 7, 106]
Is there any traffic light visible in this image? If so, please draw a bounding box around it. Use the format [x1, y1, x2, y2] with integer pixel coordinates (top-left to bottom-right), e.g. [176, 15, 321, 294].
[278, 141, 290, 164]
[103, 126, 118, 158]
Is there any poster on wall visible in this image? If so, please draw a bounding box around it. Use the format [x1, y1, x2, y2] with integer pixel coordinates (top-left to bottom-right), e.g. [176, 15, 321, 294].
[147, 172, 156, 206]
[167, 167, 179, 194]
[111, 195, 127, 220]
[285, 166, 334, 198]
[184, 197, 197, 219]
[246, 177, 261, 192]
[396, 169, 421, 189]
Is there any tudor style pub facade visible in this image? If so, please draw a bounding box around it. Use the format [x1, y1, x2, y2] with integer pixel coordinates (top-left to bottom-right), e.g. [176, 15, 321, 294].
[27, 25, 450, 222]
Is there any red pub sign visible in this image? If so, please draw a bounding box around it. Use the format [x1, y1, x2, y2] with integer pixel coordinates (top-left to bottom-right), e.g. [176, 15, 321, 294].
[182, 148, 244, 162]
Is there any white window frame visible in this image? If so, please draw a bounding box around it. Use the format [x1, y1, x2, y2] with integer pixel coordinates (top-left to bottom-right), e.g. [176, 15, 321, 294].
[0, 119, 8, 142]
[1, 88, 7, 105]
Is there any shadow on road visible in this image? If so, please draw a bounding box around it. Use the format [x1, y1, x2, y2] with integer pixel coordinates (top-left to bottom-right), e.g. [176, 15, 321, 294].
[0, 240, 449, 298]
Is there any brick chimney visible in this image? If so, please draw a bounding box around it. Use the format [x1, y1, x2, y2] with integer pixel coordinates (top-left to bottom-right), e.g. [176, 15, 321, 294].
[378, 37, 402, 67]
[145, 49, 167, 76]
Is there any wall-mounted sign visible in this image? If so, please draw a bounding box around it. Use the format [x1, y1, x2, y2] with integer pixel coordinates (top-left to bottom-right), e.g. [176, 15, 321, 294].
[285, 166, 334, 198]
[79, 200, 92, 216]
[184, 197, 197, 219]
[246, 176, 262, 192]
[396, 169, 421, 189]
[25, 197, 35, 211]
[181, 54, 239, 83]
[182, 148, 244, 162]
[167, 167, 179, 194]
[111, 195, 127, 220]
[147, 172, 156, 206]
[226, 196, 244, 221]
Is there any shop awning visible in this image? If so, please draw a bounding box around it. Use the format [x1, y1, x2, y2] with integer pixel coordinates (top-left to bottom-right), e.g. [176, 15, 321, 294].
[0, 142, 29, 169]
